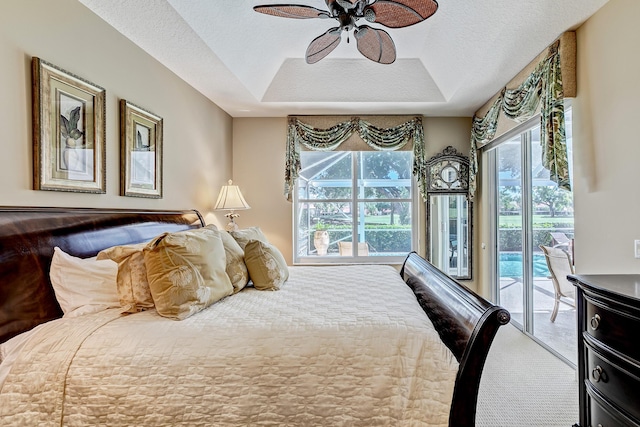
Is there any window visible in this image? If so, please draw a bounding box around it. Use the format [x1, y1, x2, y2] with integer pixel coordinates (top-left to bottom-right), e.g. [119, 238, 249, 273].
[293, 150, 415, 264]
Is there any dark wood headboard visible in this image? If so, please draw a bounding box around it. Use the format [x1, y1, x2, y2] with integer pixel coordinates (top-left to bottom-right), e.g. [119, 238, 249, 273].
[0, 207, 204, 344]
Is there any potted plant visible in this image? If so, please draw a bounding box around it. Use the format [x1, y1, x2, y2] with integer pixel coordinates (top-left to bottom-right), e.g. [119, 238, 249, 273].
[313, 220, 329, 256]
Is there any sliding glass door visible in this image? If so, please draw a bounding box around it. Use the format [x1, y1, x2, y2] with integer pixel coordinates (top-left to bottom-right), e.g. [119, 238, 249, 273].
[497, 136, 525, 326]
[491, 110, 575, 364]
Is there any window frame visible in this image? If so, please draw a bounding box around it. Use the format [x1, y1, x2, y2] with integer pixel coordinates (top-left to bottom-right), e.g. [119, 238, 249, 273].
[292, 150, 418, 265]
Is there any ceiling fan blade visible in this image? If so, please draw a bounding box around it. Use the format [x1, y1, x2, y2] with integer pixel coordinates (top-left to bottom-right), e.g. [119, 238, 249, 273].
[354, 25, 396, 64]
[364, 0, 438, 28]
[254, 4, 330, 19]
[306, 28, 342, 64]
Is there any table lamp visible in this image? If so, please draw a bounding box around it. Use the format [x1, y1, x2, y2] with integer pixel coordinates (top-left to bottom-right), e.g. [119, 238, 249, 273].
[214, 180, 251, 231]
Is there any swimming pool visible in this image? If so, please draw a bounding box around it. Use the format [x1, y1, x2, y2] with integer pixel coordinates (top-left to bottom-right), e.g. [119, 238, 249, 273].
[500, 252, 550, 278]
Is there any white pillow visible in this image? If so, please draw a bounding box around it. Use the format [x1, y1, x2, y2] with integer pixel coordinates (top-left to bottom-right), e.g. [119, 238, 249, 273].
[49, 247, 120, 318]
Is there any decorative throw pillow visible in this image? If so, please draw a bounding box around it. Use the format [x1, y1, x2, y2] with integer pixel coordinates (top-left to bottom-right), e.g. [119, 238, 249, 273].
[49, 247, 120, 318]
[243, 239, 289, 291]
[229, 226, 268, 250]
[143, 227, 233, 320]
[97, 242, 154, 313]
[215, 229, 249, 293]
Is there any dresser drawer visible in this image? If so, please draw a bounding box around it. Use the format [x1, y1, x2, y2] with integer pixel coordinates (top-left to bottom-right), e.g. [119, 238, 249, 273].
[586, 382, 640, 427]
[586, 343, 640, 421]
[585, 298, 640, 361]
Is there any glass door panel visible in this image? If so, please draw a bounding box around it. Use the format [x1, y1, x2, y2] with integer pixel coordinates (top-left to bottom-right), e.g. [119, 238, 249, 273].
[497, 137, 524, 326]
[530, 120, 576, 363]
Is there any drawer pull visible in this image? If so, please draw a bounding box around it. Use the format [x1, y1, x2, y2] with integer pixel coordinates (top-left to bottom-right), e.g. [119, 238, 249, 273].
[590, 313, 601, 330]
[592, 365, 604, 382]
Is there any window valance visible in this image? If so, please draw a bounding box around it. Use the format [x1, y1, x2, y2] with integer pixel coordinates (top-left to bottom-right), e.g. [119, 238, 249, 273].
[469, 39, 570, 200]
[285, 116, 426, 201]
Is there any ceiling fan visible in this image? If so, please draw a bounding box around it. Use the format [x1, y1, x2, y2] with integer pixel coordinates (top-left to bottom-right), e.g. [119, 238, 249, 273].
[253, 0, 438, 64]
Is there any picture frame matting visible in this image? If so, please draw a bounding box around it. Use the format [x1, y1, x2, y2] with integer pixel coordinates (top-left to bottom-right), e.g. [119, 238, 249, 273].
[120, 99, 163, 198]
[32, 57, 106, 193]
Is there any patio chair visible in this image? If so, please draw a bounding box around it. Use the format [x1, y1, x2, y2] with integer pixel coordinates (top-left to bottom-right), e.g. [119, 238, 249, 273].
[550, 232, 571, 249]
[338, 241, 369, 256]
[540, 245, 576, 322]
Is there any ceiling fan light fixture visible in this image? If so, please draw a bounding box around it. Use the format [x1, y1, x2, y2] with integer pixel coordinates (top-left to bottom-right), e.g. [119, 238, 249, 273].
[363, 8, 376, 23]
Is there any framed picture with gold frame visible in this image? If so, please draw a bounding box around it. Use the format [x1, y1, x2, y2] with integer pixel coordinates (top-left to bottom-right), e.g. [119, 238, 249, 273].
[32, 57, 106, 193]
[120, 100, 163, 198]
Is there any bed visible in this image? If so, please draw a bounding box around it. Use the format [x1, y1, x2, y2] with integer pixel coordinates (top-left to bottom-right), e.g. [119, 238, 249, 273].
[0, 207, 509, 426]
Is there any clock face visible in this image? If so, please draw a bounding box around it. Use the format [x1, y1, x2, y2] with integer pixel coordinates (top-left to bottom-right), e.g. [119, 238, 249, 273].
[441, 165, 458, 183]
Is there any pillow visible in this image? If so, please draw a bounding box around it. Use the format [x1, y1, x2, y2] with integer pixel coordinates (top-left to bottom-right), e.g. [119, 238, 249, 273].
[243, 239, 289, 291]
[215, 229, 249, 293]
[97, 242, 154, 313]
[49, 247, 120, 318]
[143, 227, 233, 320]
[229, 226, 268, 250]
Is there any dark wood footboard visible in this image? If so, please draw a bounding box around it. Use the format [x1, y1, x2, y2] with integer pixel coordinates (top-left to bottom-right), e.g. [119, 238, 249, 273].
[401, 251, 510, 427]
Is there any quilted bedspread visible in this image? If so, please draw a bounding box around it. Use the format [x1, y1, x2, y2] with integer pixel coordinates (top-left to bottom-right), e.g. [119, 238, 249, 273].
[0, 264, 458, 426]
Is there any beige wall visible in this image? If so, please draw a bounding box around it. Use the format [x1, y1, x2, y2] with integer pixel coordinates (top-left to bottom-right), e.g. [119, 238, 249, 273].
[571, 0, 640, 273]
[232, 117, 292, 260]
[232, 117, 475, 285]
[0, 0, 233, 224]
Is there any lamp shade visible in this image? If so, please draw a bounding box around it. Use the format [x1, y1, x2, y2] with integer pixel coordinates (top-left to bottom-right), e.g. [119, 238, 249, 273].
[214, 180, 250, 211]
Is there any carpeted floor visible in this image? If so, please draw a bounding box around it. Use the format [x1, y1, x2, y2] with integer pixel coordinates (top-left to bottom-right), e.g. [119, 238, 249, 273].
[476, 323, 578, 427]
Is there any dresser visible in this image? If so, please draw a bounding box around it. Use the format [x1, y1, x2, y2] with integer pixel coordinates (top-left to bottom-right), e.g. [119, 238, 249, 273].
[568, 274, 640, 427]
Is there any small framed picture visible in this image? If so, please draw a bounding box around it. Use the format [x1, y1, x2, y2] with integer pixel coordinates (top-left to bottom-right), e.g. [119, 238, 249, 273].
[32, 58, 106, 193]
[120, 100, 163, 198]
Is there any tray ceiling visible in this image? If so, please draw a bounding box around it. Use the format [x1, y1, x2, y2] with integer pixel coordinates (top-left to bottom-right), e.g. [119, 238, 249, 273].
[79, 0, 608, 117]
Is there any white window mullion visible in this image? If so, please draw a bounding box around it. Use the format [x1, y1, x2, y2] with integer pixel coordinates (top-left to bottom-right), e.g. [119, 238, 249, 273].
[354, 153, 361, 256]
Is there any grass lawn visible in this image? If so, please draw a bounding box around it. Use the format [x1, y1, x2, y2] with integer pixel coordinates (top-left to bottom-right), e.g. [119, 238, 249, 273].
[500, 214, 574, 228]
[364, 214, 398, 225]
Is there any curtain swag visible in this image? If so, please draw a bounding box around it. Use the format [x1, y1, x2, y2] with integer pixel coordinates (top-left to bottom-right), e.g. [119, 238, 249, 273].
[285, 116, 427, 201]
[469, 40, 570, 200]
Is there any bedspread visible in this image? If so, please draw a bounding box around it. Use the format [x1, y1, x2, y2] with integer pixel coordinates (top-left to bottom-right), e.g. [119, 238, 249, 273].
[0, 264, 458, 426]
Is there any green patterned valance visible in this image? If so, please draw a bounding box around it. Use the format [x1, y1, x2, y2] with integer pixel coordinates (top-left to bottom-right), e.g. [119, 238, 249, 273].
[469, 40, 569, 200]
[285, 116, 426, 201]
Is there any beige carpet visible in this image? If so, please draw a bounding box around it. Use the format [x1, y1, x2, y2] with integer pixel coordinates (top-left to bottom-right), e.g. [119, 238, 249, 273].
[476, 323, 578, 426]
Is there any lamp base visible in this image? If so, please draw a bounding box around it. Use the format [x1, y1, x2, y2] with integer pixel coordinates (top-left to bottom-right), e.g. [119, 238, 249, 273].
[224, 211, 240, 232]
[225, 220, 239, 232]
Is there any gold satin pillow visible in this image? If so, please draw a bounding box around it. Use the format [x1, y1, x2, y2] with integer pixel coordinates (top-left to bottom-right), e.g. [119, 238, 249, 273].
[97, 242, 154, 313]
[229, 226, 268, 250]
[143, 227, 233, 320]
[243, 239, 289, 291]
[216, 229, 249, 293]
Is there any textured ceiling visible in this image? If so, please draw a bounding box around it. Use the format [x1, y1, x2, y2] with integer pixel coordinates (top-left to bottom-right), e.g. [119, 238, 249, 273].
[79, 0, 608, 117]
